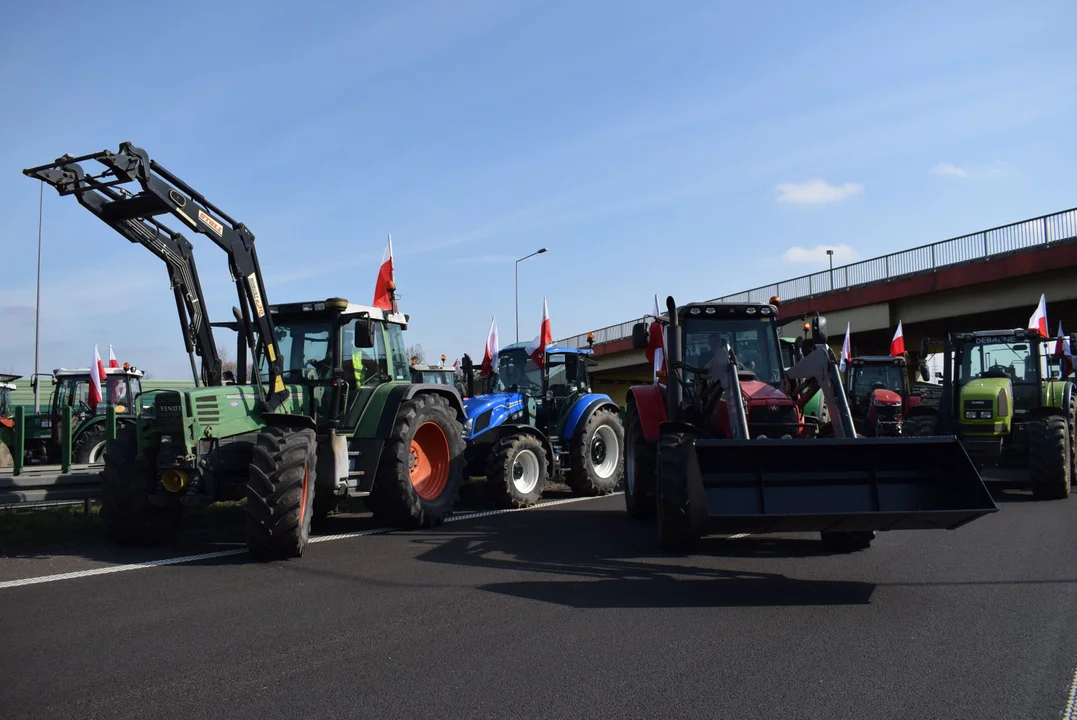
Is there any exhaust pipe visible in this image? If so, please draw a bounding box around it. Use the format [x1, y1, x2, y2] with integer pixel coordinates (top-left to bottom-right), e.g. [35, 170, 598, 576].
[665, 296, 683, 422]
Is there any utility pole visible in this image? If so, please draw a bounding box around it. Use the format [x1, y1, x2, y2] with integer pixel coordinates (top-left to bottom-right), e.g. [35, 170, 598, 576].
[33, 183, 43, 413]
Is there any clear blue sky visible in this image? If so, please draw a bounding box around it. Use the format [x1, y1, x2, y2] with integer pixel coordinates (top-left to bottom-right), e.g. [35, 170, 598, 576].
[2, 0, 1075, 379]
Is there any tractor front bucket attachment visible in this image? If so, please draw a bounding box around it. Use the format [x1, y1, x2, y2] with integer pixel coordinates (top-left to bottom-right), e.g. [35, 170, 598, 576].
[664, 434, 998, 536]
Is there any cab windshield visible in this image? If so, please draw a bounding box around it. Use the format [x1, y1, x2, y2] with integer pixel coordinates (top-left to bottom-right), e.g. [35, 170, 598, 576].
[682, 317, 782, 385]
[492, 349, 543, 393]
[850, 363, 906, 405]
[261, 320, 334, 382]
[958, 337, 1036, 385]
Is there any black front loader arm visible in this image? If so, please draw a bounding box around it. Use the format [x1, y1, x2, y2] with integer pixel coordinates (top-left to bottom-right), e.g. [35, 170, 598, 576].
[24, 142, 288, 412]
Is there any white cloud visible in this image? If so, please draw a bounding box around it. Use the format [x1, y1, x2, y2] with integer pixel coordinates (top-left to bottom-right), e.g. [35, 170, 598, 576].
[782, 244, 860, 264]
[930, 162, 970, 178]
[774, 178, 863, 205]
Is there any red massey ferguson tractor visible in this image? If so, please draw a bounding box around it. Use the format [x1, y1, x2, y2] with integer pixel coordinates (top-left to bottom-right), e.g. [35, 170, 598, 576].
[845, 355, 922, 436]
[622, 296, 996, 553]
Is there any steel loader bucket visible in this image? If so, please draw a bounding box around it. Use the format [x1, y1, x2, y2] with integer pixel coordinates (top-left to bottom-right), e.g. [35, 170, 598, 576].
[667, 434, 998, 536]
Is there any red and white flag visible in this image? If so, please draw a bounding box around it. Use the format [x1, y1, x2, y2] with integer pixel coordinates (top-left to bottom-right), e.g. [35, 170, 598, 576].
[372, 234, 396, 311]
[839, 322, 852, 373]
[1028, 293, 1048, 338]
[890, 321, 905, 356]
[645, 294, 666, 381]
[89, 344, 106, 410]
[108, 345, 120, 368]
[480, 315, 499, 377]
[525, 297, 553, 368]
[453, 358, 459, 370]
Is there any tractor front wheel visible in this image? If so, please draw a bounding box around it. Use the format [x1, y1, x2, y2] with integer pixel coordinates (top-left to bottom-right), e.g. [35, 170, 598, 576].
[101, 425, 182, 545]
[903, 414, 942, 437]
[370, 394, 465, 528]
[0, 439, 12, 469]
[246, 426, 318, 559]
[656, 433, 697, 553]
[1029, 415, 1070, 500]
[624, 402, 656, 519]
[488, 433, 547, 508]
[567, 407, 625, 496]
[73, 423, 108, 464]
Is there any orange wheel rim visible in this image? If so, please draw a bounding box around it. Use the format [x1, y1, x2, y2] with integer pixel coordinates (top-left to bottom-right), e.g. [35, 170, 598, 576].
[299, 462, 310, 524]
[409, 421, 450, 501]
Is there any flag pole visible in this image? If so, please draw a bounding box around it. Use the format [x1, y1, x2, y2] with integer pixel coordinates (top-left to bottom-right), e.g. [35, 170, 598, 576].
[33, 182, 43, 413]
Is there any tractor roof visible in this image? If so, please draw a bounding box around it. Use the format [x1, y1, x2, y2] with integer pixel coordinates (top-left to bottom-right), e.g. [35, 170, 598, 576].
[0, 373, 21, 383]
[411, 364, 454, 372]
[501, 342, 595, 356]
[268, 297, 408, 325]
[0, 382, 15, 390]
[953, 329, 1045, 342]
[680, 301, 779, 319]
[852, 355, 907, 366]
[54, 367, 145, 378]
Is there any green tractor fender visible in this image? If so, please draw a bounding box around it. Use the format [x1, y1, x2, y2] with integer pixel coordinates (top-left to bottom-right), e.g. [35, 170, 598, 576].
[1041, 380, 1076, 417]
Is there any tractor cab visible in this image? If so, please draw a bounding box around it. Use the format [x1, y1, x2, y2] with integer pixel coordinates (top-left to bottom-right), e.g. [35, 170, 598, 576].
[410, 363, 456, 387]
[0, 374, 19, 418]
[50, 366, 145, 425]
[846, 356, 911, 436]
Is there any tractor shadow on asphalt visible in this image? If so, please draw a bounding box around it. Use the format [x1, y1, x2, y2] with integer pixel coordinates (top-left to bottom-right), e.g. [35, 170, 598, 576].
[410, 503, 877, 609]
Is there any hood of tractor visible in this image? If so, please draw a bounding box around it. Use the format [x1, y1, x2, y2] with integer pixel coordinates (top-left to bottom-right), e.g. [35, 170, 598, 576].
[871, 388, 903, 405]
[959, 377, 1012, 436]
[462, 392, 528, 440]
[741, 380, 795, 407]
[147, 384, 313, 452]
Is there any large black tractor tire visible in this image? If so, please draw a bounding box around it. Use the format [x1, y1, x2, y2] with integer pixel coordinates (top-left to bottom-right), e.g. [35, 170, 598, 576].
[567, 407, 625, 497]
[101, 425, 182, 546]
[369, 394, 466, 529]
[246, 426, 318, 560]
[1029, 415, 1070, 501]
[820, 531, 875, 552]
[487, 432, 548, 508]
[1067, 387, 1077, 486]
[624, 402, 656, 519]
[73, 423, 109, 464]
[0, 439, 13, 469]
[903, 413, 942, 437]
[656, 433, 698, 553]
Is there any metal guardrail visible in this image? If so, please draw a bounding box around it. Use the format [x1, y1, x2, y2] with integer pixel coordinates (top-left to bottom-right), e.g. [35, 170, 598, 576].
[558, 207, 1077, 349]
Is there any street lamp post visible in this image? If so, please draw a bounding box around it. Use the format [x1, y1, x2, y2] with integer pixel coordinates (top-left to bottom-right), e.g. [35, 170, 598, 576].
[827, 249, 834, 291]
[33, 183, 43, 413]
[515, 248, 548, 342]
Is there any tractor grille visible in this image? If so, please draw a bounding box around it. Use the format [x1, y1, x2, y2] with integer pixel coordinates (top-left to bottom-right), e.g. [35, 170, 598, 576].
[194, 396, 221, 424]
[154, 392, 184, 431]
[874, 404, 902, 422]
[747, 404, 800, 439]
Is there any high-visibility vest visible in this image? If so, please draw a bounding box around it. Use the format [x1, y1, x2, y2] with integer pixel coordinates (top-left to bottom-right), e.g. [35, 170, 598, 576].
[352, 349, 364, 385]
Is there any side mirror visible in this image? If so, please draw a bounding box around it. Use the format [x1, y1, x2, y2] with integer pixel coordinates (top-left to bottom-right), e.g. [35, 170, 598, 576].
[794, 336, 804, 351]
[353, 319, 375, 348]
[919, 337, 930, 358]
[565, 356, 580, 383]
[631, 322, 649, 350]
[918, 362, 930, 382]
[461, 353, 474, 397]
[811, 316, 829, 346]
[222, 370, 236, 384]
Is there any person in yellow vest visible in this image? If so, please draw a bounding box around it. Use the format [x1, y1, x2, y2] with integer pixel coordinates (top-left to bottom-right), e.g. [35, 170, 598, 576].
[350, 348, 365, 387]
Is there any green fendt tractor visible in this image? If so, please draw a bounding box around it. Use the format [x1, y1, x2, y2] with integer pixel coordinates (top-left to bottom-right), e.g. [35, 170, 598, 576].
[906, 330, 1077, 499]
[0, 374, 17, 468]
[27, 143, 466, 559]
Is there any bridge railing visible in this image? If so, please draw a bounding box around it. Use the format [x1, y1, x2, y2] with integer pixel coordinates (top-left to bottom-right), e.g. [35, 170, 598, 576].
[558, 207, 1077, 349]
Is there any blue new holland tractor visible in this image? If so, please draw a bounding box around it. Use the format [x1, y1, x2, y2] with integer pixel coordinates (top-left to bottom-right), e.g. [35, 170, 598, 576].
[459, 342, 625, 507]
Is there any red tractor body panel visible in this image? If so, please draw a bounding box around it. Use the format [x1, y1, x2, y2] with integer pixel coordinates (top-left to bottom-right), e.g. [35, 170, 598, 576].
[627, 384, 667, 442]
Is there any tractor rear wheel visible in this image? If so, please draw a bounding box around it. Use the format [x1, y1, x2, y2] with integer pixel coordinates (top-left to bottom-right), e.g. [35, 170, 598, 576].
[903, 414, 942, 437]
[246, 426, 318, 559]
[1029, 415, 1070, 500]
[101, 425, 182, 545]
[656, 433, 697, 552]
[487, 432, 547, 508]
[567, 407, 625, 497]
[73, 423, 108, 464]
[369, 394, 465, 529]
[0, 439, 13, 469]
[624, 402, 656, 519]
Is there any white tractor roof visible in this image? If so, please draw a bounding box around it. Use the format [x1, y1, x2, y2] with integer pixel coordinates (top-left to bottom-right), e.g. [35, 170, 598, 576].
[54, 367, 145, 378]
[0, 383, 15, 390]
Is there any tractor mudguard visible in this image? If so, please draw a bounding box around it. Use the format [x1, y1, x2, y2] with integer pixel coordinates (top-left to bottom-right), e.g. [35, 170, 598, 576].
[263, 412, 317, 431]
[562, 394, 620, 440]
[372, 384, 466, 438]
[627, 385, 667, 442]
[662, 433, 997, 536]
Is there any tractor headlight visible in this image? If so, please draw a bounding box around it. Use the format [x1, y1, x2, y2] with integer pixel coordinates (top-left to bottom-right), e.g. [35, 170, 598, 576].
[979, 410, 992, 419]
[462, 418, 474, 437]
[965, 411, 977, 419]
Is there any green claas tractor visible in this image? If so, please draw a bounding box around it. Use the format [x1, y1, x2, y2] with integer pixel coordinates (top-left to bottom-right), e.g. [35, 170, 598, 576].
[907, 330, 1077, 499]
[27, 142, 466, 560]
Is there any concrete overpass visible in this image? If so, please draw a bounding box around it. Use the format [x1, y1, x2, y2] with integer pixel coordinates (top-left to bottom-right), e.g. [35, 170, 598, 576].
[558, 207, 1077, 405]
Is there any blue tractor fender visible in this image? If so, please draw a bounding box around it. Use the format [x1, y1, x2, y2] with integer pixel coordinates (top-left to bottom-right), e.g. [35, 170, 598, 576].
[461, 391, 528, 441]
[561, 393, 622, 442]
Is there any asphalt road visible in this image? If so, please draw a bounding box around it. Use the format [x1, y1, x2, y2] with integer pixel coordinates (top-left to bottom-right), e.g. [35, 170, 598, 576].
[3, 485, 1077, 720]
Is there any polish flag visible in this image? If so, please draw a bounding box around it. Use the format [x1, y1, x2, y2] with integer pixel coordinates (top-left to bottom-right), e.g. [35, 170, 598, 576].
[372, 234, 396, 311]
[645, 294, 666, 381]
[525, 297, 553, 368]
[453, 358, 459, 370]
[89, 344, 106, 410]
[890, 321, 905, 356]
[480, 315, 499, 377]
[839, 323, 852, 373]
[1028, 293, 1048, 338]
[108, 345, 120, 368]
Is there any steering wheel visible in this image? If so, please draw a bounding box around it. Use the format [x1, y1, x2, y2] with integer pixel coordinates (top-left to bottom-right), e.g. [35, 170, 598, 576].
[983, 364, 1009, 379]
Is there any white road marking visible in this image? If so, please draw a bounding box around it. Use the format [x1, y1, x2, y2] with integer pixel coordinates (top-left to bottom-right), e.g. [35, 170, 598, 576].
[0, 492, 623, 590]
[727, 533, 751, 539]
[1063, 662, 1077, 720]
